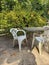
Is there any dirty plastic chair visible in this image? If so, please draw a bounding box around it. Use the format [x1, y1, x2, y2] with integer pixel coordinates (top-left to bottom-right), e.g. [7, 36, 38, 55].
[32, 26, 49, 55]
[10, 28, 27, 51]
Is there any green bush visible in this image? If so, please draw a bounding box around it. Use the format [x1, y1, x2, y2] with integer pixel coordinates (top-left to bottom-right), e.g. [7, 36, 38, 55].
[0, 0, 48, 34]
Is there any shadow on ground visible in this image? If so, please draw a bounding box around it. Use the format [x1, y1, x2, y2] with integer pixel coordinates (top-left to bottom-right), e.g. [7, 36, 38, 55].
[0, 36, 37, 65]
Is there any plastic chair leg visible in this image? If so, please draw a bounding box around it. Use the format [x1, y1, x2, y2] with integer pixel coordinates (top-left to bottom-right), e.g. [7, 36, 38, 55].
[39, 42, 42, 55]
[18, 41, 22, 52]
[48, 43, 49, 53]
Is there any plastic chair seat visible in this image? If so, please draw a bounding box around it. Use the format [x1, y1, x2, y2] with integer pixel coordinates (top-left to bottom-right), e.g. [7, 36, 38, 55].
[35, 37, 44, 42]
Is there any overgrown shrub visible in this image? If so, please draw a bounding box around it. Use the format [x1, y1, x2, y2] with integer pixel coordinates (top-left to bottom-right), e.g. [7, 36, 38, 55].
[0, 0, 49, 34]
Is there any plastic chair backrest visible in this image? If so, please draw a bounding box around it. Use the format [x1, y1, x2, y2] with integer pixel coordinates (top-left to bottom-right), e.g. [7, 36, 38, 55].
[16, 29, 26, 36]
[10, 28, 17, 39]
[10, 28, 26, 39]
[43, 29, 49, 41]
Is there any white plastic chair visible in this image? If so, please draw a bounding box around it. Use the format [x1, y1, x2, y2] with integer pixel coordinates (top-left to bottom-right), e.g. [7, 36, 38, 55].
[10, 28, 27, 51]
[32, 26, 49, 55]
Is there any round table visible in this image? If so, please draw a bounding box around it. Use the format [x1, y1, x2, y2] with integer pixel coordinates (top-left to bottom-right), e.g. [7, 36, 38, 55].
[24, 27, 49, 54]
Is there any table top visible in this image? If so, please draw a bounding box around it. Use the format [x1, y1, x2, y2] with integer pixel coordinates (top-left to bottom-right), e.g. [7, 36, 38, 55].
[24, 27, 49, 32]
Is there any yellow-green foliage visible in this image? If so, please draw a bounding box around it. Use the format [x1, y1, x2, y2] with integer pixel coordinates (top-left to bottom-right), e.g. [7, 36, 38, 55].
[0, 0, 49, 33]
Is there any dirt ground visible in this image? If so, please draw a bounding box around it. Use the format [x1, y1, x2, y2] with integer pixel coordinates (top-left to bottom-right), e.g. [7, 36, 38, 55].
[0, 36, 49, 65]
